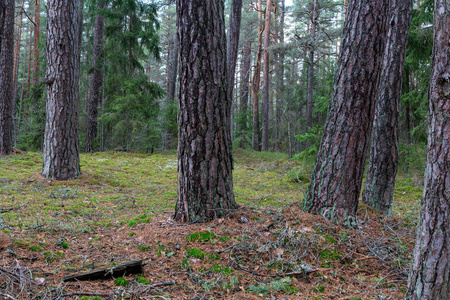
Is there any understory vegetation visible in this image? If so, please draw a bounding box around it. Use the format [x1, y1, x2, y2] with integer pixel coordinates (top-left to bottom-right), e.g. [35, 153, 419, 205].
[0, 149, 424, 299]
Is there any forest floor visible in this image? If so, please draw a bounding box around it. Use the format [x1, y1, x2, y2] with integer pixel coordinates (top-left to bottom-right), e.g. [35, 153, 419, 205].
[0, 149, 424, 299]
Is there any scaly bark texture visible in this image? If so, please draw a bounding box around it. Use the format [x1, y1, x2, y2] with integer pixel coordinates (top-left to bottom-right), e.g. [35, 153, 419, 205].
[0, 0, 15, 155]
[174, 0, 237, 223]
[43, 0, 81, 180]
[85, 2, 105, 153]
[261, 0, 272, 151]
[302, 0, 389, 228]
[407, 0, 450, 298]
[362, 0, 413, 216]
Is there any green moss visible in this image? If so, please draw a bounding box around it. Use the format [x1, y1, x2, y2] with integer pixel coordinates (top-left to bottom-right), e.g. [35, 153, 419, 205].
[115, 277, 129, 287]
[137, 245, 151, 251]
[136, 276, 152, 284]
[28, 245, 44, 252]
[319, 249, 341, 261]
[186, 247, 206, 259]
[324, 234, 337, 244]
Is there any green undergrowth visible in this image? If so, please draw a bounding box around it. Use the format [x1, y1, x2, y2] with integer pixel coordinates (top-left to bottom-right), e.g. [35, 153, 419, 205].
[0, 149, 422, 234]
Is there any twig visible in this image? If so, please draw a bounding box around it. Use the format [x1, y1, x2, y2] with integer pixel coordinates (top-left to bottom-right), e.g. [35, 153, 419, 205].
[0, 266, 21, 281]
[51, 292, 113, 300]
[217, 242, 242, 254]
[19, 6, 37, 27]
[0, 292, 18, 300]
[140, 281, 175, 293]
[148, 281, 175, 289]
[237, 264, 317, 278]
[0, 206, 21, 213]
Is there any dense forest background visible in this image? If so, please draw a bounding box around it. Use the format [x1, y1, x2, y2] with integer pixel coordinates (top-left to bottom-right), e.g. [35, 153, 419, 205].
[7, 0, 432, 168]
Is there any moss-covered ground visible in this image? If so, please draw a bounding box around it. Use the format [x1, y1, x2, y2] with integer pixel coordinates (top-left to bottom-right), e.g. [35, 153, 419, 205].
[0, 150, 421, 299]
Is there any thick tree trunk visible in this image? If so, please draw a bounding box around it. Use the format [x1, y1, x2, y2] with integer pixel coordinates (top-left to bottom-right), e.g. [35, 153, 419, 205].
[362, 0, 412, 216]
[0, 0, 14, 155]
[42, 0, 81, 180]
[174, 0, 237, 223]
[275, 0, 284, 152]
[302, 0, 389, 228]
[261, 0, 272, 151]
[306, 0, 318, 129]
[406, 1, 450, 298]
[85, 3, 105, 153]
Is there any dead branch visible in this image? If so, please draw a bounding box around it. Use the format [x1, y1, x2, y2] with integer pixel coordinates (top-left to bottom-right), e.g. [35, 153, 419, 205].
[0, 292, 18, 300]
[51, 292, 113, 300]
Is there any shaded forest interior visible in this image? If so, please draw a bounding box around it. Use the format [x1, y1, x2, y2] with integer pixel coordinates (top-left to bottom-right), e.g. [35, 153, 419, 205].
[1, 0, 449, 299]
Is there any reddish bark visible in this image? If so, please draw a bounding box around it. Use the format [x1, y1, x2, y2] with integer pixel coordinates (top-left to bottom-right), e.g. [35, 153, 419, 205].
[261, 0, 272, 151]
[252, 0, 263, 151]
[0, 0, 15, 155]
[85, 2, 105, 153]
[302, 0, 389, 228]
[174, 0, 237, 223]
[406, 1, 450, 298]
[42, 0, 81, 180]
[362, 0, 413, 216]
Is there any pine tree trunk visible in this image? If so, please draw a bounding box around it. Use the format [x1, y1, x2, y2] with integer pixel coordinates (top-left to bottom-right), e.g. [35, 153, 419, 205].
[239, 40, 251, 135]
[85, 3, 104, 153]
[0, 0, 15, 155]
[362, 0, 412, 216]
[42, 0, 81, 180]
[164, 33, 178, 150]
[12, 0, 24, 128]
[174, 0, 237, 223]
[403, 66, 412, 145]
[32, 0, 40, 86]
[252, 0, 263, 151]
[306, 0, 317, 129]
[168, 33, 178, 102]
[302, 0, 389, 228]
[227, 0, 243, 101]
[275, 0, 284, 152]
[406, 1, 450, 298]
[261, 0, 272, 151]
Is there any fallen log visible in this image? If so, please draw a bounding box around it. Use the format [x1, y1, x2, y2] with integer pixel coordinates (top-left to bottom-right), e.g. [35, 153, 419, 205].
[63, 260, 144, 282]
